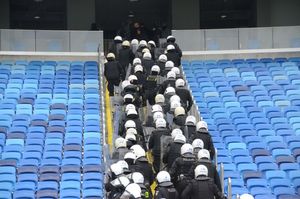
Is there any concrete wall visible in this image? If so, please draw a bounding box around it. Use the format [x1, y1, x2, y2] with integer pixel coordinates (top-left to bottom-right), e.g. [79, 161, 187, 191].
[0, 0, 10, 29]
[257, 0, 300, 27]
[172, 0, 200, 29]
[67, 0, 95, 30]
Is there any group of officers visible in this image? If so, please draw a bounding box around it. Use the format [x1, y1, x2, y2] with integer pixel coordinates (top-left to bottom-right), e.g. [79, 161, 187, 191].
[103, 36, 254, 199]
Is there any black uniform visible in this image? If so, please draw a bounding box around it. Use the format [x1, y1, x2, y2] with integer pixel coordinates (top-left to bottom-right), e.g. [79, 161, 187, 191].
[189, 159, 222, 190]
[190, 128, 215, 159]
[181, 176, 226, 199]
[176, 88, 193, 112]
[156, 61, 166, 77]
[118, 115, 144, 141]
[154, 182, 179, 199]
[138, 183, 153, 199]
[105, 176, 127, 199]
[166, 50, 181, 67]
[104, 60, 124, 96]
[184, 125, 196, 140]
[158, 79, 176, 95]
[144, 75, 159, 105]
[109, 41, 122, 59]
[169, 154, 196, 194]
[119, 47, 135, 76]
[148, 128, 171, 173]
[162, 41, 182, 58]
[163, 142, 184, 170]
[172, 115, 187, 132]
[142, 59, 155, 75]
[132, 157, 154, 187]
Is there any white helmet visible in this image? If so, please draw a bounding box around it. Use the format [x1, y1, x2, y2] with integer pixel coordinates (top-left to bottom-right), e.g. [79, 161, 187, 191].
[192, 139, 204, 150]
[165, 61, 174, 69]
[142, 48, 150, 54]
[171, 67, 180, 76]
[114, 36, 122, 41]
[125, 133, 136, 141]
[122, 80, 131, 90]
[125, 120, 136, 129]
[143, 52, 152, 59]
[133, 58, 141, 65]
[124, 152, 136, 160]
[166, 71, 176, 79]
[155, 94, 165, 104]
[171, 129, 183, 139]
[165, 87, 176, 95]
[170, 95, 181, 103]
[110, 163, 123, 176]
[167, 44, 175, 51]
[111, 176, 130, 187]
[155, 118, 166, 128]
[117, 160, 129, 170]
[125, 183, 142, 198]
[156, 171, 171, 184]
[131, 39, 139, 45]
[126, 108, 138, 116]
[170, 101, 181, 111]
[131, 172, 144, 184]
[197, 149, 210, 160]
[153, 111, 164, 122]
[128, 75, 138, 84]
[151, 65, 160, 74]
[174, 134, 186, 144]
[196, 121, 208, 131]
[139, 40, 147, 47]
[167, 35, 175, 41]
[130, 145, 146, 158]
[158, 54, 167, 62]
[124, 94, 134, 103]
[181, 143, 193, 155]
[194, 165, 208, 177]
[122, 40, 130, 47]
[185, 116, 196, 126]
[126, 128, 137, 135]
[115, 137, 127, 149]
[107, 53, 115, 59]
[125, 104, 136, 113]
[148, 40, 156, 47]
[240, 194, 255, 199]
[152, 104, 163, 113]
[175, 79, 185, 88]
[134, 65, 143, 73]
[174, 106, 185, 117]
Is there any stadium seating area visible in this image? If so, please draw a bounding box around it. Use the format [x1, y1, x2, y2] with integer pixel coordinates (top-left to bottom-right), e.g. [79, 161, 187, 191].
[183, 57, 300, 199]
[0, 60, 103, 199]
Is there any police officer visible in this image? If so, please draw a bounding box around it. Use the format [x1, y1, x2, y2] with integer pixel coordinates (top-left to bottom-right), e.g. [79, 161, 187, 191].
[124, 152, 136, 171]
[156, 54, 168, 77]
[175, 78, 193, 112]
[169, 143, 196, 194]
[119, 40, 135, 78]
[162, 35, 182, 58]
[112, 137, 130, 160]
[107, 176, 131, 199]
[109, 35, 123, 59]
[130, 145, 154, 187]
[154, 171, 179, 199]
[190, 149, 221, 190]
[142, 52, 155, 75]
[154, 94, 168, 114]
[190, 121, 215, 159]
[148, 118, 171, 173]
[163, 134, 186, 171]
[165, 44, 181, 67]
[192, 139, 204, 156]
[125, 133, 137, 149]
[181, 165, 226, 199]
[184, 115, 197, 139]
[104, 53, 125, 96]
[130, 172, 153, 199]
[164, 61, 175, 76]
[144, 65, 160, 105]
[118, 160, 132, 175]
[131, 39, 139, 54]
[135, 40, 148, 59]
[159, 71, 176, 94]
[172, 106, 187, 131]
